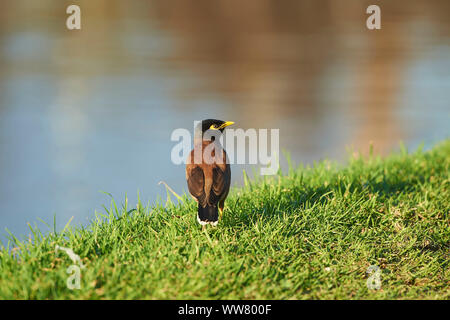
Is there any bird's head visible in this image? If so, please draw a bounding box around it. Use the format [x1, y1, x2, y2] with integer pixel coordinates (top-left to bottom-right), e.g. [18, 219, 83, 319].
[198, 119, 234, 134]
[195, 119, 234, 142]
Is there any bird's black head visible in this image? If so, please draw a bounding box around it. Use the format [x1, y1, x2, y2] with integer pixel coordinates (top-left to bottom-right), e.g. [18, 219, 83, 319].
[198, 119, 235, 134]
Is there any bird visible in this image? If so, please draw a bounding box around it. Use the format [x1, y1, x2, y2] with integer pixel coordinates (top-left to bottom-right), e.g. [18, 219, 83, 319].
[186, 119, 234, 227]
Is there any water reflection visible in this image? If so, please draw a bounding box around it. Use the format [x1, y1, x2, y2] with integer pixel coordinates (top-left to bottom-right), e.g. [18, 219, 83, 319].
[0, 0, 449, 242]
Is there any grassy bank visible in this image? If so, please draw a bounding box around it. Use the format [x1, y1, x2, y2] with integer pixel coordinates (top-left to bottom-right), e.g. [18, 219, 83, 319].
[0, 141, 449, 299]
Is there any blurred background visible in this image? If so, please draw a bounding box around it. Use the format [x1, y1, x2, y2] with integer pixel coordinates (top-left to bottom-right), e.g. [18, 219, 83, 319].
[0, 0, 449, 242]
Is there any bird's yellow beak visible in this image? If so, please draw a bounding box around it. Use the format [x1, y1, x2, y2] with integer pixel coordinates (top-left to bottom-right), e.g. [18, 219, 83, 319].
[218, 121, 234, 130]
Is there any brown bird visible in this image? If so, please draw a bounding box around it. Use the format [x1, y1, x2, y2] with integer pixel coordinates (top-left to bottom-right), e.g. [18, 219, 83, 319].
[186, 119, 234, 226]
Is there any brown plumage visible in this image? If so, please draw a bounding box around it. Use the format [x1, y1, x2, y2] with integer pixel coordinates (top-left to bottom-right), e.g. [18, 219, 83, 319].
[186, 119, 233, 226]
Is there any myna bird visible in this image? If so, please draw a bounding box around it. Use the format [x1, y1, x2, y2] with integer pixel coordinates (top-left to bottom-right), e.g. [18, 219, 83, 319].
[186, 119, 234, 226]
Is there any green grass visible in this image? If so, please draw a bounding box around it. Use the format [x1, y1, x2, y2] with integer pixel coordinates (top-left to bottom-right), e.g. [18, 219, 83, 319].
[0, 141, 449, 299]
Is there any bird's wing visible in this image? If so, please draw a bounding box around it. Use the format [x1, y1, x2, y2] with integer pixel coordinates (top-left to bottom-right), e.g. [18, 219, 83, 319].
[186, 165, 206, 206]
[209, 163, 231, 205]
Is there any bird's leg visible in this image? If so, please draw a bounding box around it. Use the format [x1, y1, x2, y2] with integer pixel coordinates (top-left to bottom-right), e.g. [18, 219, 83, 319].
[202, 224, 206, 231]
[219, 201, 225, 220]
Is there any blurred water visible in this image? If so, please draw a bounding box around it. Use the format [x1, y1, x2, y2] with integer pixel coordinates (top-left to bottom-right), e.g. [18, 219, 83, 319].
[0, 0, 449, 243]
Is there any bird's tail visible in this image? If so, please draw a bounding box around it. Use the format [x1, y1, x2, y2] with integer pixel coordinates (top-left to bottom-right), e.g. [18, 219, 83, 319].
[197, 204, 218, 226]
